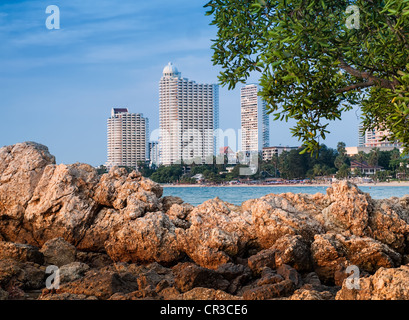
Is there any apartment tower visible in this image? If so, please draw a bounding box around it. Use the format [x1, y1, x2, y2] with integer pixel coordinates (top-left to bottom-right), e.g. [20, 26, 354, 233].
[240, 84, 270, 152]
[107, 108, 148, 169]
[159, 62, 219, 165]
[359, 125, 402, 148]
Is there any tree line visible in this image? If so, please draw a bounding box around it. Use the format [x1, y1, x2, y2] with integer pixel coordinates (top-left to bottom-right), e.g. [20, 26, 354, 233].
[97, 142, 408, 184]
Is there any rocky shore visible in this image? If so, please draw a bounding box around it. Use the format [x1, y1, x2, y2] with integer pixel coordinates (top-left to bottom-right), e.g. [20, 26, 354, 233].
[1, 142, 409, 300]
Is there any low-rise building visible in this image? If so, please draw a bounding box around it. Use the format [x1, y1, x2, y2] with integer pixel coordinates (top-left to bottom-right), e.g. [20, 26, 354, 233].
[262, 146, 299, 162]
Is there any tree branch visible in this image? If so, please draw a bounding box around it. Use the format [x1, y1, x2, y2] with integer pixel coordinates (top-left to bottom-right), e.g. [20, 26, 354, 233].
[336, 81, 375, 93]
[338, 56, 398, 91]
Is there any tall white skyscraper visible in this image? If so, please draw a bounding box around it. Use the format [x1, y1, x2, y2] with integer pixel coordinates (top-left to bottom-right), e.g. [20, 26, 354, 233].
[107, 108, 148, 169]
[240, 84, 270, 152]
[159, 62, 219, 165]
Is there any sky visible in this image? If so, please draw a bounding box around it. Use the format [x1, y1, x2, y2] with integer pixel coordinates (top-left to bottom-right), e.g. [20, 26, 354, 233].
[0, 0, 361, 166]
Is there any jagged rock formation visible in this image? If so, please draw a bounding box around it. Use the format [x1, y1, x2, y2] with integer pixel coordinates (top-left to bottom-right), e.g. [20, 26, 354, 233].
[1, 142, 409, 300]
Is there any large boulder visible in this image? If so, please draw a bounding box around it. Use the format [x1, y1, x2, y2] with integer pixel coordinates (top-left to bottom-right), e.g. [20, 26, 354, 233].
[0, 142, 55, 242]
[93, 168, 162, 217]
[24, 163, 100, 246]
[177, 198, 256, 269]
[311, 232, 401, 285]
[104, 211, 182, 264]
[243, 194, 325, 249]
[368, 197, 409, 253]
[40, 238, 77, 267]
[321, 181, 373, 236]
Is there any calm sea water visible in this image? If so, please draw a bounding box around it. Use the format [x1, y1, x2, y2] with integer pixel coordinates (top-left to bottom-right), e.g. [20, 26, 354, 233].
[162, 185, 409, 206]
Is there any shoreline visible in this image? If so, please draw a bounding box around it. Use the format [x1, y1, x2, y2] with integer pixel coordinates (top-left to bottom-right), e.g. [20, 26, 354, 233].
[161, 181, 409, 188]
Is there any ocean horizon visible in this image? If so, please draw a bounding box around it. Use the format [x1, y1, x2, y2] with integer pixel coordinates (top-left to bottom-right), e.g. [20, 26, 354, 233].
[163, 185, 409, 206]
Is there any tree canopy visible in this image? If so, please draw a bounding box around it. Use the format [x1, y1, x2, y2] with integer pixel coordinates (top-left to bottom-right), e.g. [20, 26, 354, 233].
[204, 0, 409, 153]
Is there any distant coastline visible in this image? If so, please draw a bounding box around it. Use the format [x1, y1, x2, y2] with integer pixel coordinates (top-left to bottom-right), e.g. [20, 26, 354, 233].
[161, 181, 409, 188]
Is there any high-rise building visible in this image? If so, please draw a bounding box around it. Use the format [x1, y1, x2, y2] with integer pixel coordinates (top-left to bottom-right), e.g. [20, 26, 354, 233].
[106, 108, 148, 169]
[149, 141, 160, 167]
[159, 62, 219, 165]
[358, 125, 366, 147]
[240, 84, 270, 152]
[358, 125, 402, 148]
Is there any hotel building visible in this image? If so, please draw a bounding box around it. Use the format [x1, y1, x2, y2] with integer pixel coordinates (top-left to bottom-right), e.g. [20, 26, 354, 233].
[106, 108, 148, 169]
[240, 84, 270, 152]
[159, 62, 219, 165]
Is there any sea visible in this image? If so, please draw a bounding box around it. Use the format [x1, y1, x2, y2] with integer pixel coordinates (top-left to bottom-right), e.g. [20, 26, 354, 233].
[162, 185, 409, 206]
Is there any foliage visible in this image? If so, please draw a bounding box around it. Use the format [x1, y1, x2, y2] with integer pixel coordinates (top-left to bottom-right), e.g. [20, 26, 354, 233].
[204, 0, 409, 153]
[150, 165, 183, 183]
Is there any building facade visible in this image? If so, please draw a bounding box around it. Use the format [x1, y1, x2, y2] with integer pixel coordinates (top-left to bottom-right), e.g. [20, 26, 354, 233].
[240, 84, 270, 153]
[149, 141, 160, 167]
[107, 108, 148, 169]
[358, 125, 402, 148]
[159, 62, 219, 165]
[262, 146, 299, 162]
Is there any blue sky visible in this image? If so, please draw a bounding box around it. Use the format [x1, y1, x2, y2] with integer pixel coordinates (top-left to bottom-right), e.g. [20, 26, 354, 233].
[0, 0, 360, 166]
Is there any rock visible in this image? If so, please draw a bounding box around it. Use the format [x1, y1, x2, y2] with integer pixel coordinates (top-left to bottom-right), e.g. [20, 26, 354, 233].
[290, 288, 334, 300]
[104, 211, 182, 264]
[60, 262, 90, 284]
[181, 287, 240, 300]
[40, 238, 77, 267]
[321, 181, 373, 237]
[108, 288, 158, 300]
[177, 198, 256, 270]
[76, 208, 124, 252]
[0, 143, 56, 243]
[54, 270, 139, 300]
[161, 196, 184, 212]
[276, 264, 302, 288]
[93, 168, 162, 219]
[272, 235, 312, 272]
[242, 279, 295, 300]
[247, 249, 276, 275]
[216, 263, 252, 295]
[368, 198, 409, 253]
[216, 263, 251, 281]
[256, 268, 284, 286]
[39, 292, 98, 300]
[166, 203, 193, 229]
[311, 232, 401, 285]
[336, 265, 409, 300]
[0, 241, 44, 264]
[24, 163, 100, 246]
[303, 272, 322, 287]
[75, 251, 113, 269]
[0, 287, 8, 300]
[172, 262, 229, 293]
[159, 287, 181, 300]
[0, 259, 45, 290]
[244, 194, 325, 248]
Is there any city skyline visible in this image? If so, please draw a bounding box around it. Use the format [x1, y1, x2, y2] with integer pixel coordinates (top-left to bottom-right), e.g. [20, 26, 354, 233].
[1, 0, 361, 167]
